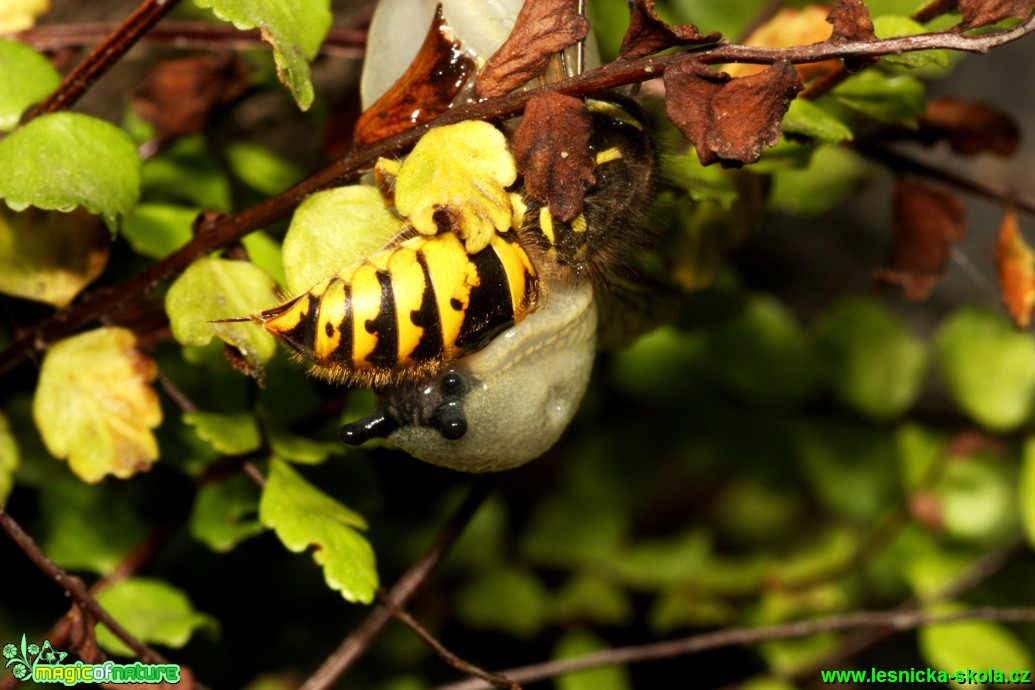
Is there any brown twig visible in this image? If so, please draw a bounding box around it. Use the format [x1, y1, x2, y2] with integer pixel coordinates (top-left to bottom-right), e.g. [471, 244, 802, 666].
[11, 21, 366, 58]
[430, 606, 1035, 690]
[24, 0, 182, 120]
[0, 505, 169, 665]
[736, 0, 789, 43]
[775, 538, 1027, 690]
[913, 0, 961, 25]
[299, 477, 497, 690]
[859, 143, 1035, 216]
[802, 0, 967, 101]
[377, 591, 521, 690]
[2, 16, 1035, 376]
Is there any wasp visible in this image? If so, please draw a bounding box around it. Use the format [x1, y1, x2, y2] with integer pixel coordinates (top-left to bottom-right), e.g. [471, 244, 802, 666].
[254, 228, 539, 387]
[239, 0, 660, 469]
[249, 97, 655, 391]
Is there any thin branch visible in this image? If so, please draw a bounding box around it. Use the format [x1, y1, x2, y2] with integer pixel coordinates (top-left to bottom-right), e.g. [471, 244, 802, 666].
[802, 0, 968, 101]
[774, 435, 953, 593]
[377, 591, 520, 690]
[430, 606, 1035, 690]
[736, 0, 789, 43]
[914, 0, 961, 25]
[782, 538, 1027, 690]
[0, 504, 168, 665]
[3, 16, 1035, 376]
[299, 477, 497, 690]
[10, 22, 366, 58]
[24, 0, 182, 121]
[857, 143, 1035, 216]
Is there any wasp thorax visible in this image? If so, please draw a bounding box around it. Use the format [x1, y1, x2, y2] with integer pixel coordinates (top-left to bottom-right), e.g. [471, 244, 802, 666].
[340, 279, 597, 472]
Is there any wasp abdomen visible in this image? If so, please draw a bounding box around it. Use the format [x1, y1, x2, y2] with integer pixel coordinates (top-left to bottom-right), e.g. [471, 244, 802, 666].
[255, 231, 539, 386]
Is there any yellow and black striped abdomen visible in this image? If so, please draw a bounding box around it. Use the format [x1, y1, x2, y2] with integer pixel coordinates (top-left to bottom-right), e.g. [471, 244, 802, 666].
[254, 231, 539, 386]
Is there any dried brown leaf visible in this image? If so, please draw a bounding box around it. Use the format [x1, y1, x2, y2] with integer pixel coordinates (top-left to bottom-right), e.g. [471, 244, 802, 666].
[919, 98, 1020, 157]
[874, 181, 967, 300]
[960, 0, 1035, 28]
[827, 0, 876, 42]
[474, 0, 589, 99]
[619, 0, 721, 60]
[995, 204, 1035, 328]
[827, 0, 878, 71]
[133, 54, 248, 139]
[512, 92, 595, 222]
[355, 6, 475, 146]
[664, 60, 803, 167]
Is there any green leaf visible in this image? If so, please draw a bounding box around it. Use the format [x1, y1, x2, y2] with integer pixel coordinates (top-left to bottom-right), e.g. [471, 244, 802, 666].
[669, 0, 765, 38]
[189, 473, 264, 552]
[609, 325, 708, 404]
[521, 496, 626, 569]
[781, 98, 853, 144]
[32, 328, 162, 483]
[1021, 437, 1035, 548]
[259, 458, 377, 603]
[0, 40, 60, 131]
[919, 608, 1033, 674]
[794, 420, 897, 521]
[37, 478, 147, 575]
[194, 0, 331, 110]
[226, 141, 303, 196]
[0, 112, 140, 231]
[241, 230, 287, 290]
[0, 411, 19, 506]
[738, 679, 798, 690]
[662, 153, 738, 208]
[552, 575, 632, 626]
[455, 567, 549, 638]
[141, 136, 231, 211]
[607, 530, 710, 590]
[768, 144, 878, 216]
[703, 295, 817, 405]
[267, 429, 342, 465]
[831, 70, 926, 125]
[121, 203, 196, 259]
[165, 256, 279, 378]
[649, 585, 737, 631]
[873, 16, 949, 69]
[282, 185, 405, 295]
[553, 629, 631, 690]
[937, 454, 1017, 543]
[813, 298, 928, 421]
[443, 494, 507, 570]
[183, 411, 262, 455]
[936, 307, 1035, 431]
[896, 423, 947, 492]
[0, 205, 109, 308]
[95, 577, 217, 656]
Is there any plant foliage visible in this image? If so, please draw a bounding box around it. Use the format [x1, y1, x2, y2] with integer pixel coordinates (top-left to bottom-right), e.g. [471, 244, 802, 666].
[2, 0, 1035, 688]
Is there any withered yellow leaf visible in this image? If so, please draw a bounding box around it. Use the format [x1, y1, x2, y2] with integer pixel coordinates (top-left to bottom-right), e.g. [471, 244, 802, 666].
[996, 204, 1035, 329]
[393, 120, 517, 253]
[724, 6, 835, 80]
[33, 328, 162, 483]
[0, 206, 109, 307]
[0, 0, 49, 32]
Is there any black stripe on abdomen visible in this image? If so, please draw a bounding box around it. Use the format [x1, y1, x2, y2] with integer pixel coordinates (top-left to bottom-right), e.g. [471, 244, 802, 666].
[409, 251, 445, 362]
[364, 270, 400, 369]
[456, 245, 515, 352]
